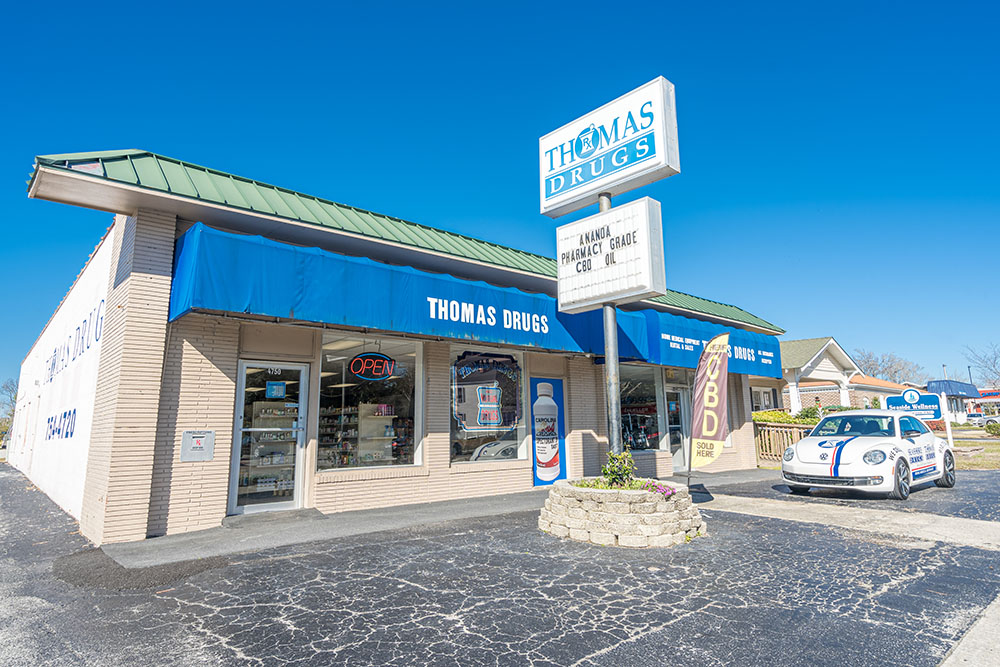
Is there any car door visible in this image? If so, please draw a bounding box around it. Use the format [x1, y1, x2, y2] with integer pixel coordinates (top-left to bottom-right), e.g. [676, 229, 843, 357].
[900, 416, 937, 481]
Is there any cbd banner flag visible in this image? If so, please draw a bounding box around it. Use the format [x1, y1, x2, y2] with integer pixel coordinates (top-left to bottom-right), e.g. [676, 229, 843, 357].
[690, 333, 730, 469]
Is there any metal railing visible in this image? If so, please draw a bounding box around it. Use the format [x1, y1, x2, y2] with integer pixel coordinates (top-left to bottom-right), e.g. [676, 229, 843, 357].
[754, 422, 813, 462]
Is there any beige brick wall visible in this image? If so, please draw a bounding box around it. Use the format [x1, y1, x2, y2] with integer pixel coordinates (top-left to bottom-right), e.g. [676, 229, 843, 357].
[850, 388, 894, 409]
[81, 210, 176, 545]
[783, 387, 842, 410]
[147, 315, 239, 537]
[566, 357, 608, 479]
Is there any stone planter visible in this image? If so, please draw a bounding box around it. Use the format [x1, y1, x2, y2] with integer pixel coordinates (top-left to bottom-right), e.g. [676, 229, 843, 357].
[538, 479, 707, 548]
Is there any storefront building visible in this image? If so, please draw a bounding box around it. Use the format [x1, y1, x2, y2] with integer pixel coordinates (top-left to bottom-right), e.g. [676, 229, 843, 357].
[924, 380, 981, 424]
[10, 150, 783, 545]
[971, 388, 999, 416]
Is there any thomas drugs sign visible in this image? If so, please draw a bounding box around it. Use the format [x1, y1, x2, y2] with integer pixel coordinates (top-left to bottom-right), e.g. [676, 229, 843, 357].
[556, 197, 666, 314]
[539, 77, 680, 217]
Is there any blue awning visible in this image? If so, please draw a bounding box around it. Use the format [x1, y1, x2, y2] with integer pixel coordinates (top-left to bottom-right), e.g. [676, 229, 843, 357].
[169, 223, 782, 378]
[926, 380, 981, 398]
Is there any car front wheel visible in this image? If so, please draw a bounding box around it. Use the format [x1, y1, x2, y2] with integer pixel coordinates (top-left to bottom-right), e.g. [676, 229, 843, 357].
[935, 451, 956, 488]
[889, 459, 911, 500]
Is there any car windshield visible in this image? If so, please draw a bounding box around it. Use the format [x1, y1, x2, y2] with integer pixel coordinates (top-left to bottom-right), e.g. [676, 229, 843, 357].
[811, 415, 896, 437]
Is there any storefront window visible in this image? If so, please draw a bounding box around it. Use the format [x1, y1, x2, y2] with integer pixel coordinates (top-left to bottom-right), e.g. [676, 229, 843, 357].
[450, 349, 526, 462]
[620, 365, 663, 450]
[317, 334, 418, 470]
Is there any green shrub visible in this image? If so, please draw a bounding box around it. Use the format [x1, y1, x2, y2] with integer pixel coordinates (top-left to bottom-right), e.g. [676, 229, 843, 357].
[822, 405, 858, 414]
[601, 447, 636, 488]
[871, 397, 881, 409]
[986, 423, 1000, 436]
[573, 477, 676, 499]
[951, 421, 981, 430]
[752, 410, 820, 425]
[796, 406, 821, 420]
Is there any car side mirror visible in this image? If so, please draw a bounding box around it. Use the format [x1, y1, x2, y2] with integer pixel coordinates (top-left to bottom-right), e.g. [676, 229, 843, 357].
[903, 429, 921, 437]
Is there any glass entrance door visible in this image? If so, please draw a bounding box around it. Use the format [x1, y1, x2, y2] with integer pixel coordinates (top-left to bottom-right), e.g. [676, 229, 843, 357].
[665, 388, 689, 470]
[230, 362, 308, 513]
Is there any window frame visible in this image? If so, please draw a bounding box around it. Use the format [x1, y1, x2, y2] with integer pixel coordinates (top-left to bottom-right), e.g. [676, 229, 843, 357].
[620, 363, 667, 452]
[315, 332, 424, 472]
[449, 345, 529, 464]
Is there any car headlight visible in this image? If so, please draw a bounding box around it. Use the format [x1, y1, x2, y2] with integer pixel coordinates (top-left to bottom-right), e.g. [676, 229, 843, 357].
[783, 447, 795, 462]
[863, 450, 886, 465]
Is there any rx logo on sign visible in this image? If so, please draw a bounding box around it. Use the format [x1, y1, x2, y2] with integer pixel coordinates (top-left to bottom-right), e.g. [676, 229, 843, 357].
[573, 124, 599, 159]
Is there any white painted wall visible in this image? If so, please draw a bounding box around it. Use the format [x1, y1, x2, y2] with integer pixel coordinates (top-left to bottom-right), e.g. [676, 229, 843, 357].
[9, 235, 112, 519]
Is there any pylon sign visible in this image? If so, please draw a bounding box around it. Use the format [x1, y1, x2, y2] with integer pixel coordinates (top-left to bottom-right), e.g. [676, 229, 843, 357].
[539, 77, 680, 218]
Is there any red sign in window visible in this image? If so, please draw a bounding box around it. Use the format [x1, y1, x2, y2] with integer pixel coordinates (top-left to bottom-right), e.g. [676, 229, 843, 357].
[477, 385, 502, 426]
[349, 353, 396, 380]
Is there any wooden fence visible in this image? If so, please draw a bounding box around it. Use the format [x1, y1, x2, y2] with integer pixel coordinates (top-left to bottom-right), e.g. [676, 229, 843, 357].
[755, 422, 814, 462]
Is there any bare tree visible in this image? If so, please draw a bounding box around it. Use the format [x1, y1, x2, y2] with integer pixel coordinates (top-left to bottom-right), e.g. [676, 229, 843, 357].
[964, 343, 1000, 387]
[853, 349, 929, 385]
[1, 378, 17, 423]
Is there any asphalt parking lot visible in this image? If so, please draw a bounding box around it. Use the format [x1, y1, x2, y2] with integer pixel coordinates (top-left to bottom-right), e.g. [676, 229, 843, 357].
[1, 464, 999, 666]
[695, 469, 1000, 522]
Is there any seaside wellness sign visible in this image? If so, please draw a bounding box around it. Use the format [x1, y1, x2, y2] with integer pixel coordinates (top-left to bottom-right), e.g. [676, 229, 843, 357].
[539, 77, 680, 217]
[556, 197, 666, 314]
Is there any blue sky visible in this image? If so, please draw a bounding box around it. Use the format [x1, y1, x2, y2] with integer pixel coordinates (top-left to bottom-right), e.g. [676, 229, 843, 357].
[1, 1, 997, 384]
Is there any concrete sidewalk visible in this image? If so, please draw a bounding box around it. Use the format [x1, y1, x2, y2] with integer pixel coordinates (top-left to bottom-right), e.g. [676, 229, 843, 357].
[104, 469, 772, 568]
[666, 467, 779, 488]
[104, 488, 550, 568]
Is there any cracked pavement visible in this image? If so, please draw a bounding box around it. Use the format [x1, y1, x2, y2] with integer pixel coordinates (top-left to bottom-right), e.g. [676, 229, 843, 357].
[698, 469, 1000, 522]
[2, 465, 999, 666]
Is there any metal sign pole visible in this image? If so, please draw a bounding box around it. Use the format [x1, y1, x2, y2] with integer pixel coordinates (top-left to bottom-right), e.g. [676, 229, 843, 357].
[599, 192, 623, 455]
[686, 374, 694, 489]
[941, 392, 954, 450]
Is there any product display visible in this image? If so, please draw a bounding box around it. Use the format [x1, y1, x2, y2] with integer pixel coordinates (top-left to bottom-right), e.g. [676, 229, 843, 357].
[317, 335, 416, 470]
[620, 365, 662, 451]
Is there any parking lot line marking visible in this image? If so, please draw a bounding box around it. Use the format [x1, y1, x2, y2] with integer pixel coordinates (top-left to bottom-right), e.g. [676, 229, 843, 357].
[700, 494, 1000, 551]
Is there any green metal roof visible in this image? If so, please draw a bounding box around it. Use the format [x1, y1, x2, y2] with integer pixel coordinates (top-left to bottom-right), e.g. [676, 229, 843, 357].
[31, 149, 784, 333]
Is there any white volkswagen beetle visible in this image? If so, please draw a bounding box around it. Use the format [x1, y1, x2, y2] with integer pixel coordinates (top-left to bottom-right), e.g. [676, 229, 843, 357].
[781, 409, 955, 499]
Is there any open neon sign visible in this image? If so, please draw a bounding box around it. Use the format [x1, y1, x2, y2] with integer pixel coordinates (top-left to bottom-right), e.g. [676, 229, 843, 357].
[349, 353, 396, 380]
